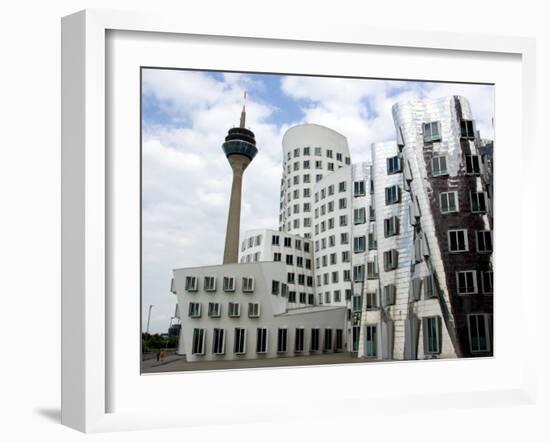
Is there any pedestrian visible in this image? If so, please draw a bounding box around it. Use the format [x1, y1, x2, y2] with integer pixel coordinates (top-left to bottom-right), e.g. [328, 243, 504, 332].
[156, 349, 160, 361]
[160, 349, 165, 361]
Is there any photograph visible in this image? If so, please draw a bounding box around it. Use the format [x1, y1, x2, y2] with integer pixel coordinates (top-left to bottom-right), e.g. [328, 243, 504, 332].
[140, 68, 494, 374]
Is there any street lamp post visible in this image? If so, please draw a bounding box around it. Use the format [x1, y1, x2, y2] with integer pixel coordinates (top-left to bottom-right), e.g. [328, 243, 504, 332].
[146, 304, 154, 335]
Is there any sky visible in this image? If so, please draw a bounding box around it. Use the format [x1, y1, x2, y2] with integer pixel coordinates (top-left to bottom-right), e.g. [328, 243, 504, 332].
[141, 68, 494, 334]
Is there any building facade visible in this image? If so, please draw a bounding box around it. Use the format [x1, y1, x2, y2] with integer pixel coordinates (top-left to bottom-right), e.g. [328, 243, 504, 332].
[172, 95, 493, 363]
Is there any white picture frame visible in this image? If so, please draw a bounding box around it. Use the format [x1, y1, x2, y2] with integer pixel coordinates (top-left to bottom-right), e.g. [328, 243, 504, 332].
[61, 9, 537, 433]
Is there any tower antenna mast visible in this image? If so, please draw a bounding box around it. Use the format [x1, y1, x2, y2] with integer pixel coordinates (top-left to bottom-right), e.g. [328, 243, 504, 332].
[239, 90, 247, 128]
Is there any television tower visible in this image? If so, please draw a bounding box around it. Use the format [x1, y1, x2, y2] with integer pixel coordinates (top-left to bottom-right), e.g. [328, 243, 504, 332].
[221, 91, 258, 264]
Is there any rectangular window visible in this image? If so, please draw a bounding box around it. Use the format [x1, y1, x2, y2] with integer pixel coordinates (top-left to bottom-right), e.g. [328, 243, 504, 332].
[482, 271, 493, 294]
[315, 147, 322, 156]
[352, 295, 363, 312]
[242, 277, 255, 292]
[303, 146, 310, 156]
[228, 302, 240, 318]
[188, 302, 201, 318]
[353, 265, 365, 282]
[384, 216, 399, 237]
[367, 260, 378, 279]
[285, 254, 293, 265]
[456, 270, 478, 294]
[303, 174, 311, 183]
[212, 328, 225, 355]
[342, 251, 350, 263]
[366, 292, 378, 310]
[185, 276, 198, 292]
[323, 329, 333, 351]
[366, 325, 378, 357]
[468, 314, 491, 352]
[303, 160, 310, 169]
[465, 154, 481, 174]
[341, 232, 349, 244]
[208, 302, 221, 318]
[191, 328, 205, 355]
[369, 205, 375, 221]
[287, 272, 295, 284]
[460, 119, 475, 139]
[277, 328, 288, 353]
[423, 121, 441, 142]
[385, 185, 400, 205]
[423, 316, 441, 354]
[273, 252, 281, 262]
[338, 198, 347, 209]
[353, 235, 366, 253]
[248, 302, 260, 318]
[353, 181, 365, 196]
[448, 229, 469, 252]
[424, 275, 436, 298]
[383, 249, 399, 271]
[223, 276, 235, 292]
[339, 181, 346, 192]
[476, 230, 493, 253]
[272, 280, 280, 295]
[256, 328, 268, 353]
[315, 160, 322, 169]
[351, 326, 360, 352]
[234, 328, 247, 354]
[440, 191, 458, 213]
[339, 214, 347, 226]
[295, 328, 305, 353]
[335, 329, 343, 350]
[470, 191, 487, 213]
[432, 156, 448, 176]
[288, 291, 296, 302]
[383, 284, 396, 306]
[272, 235, 280, 245]
[204, 276, 216, 292]
[353, 207, 366, 224]
[387, 156, 401, 174]
[311, 328, 320, 351]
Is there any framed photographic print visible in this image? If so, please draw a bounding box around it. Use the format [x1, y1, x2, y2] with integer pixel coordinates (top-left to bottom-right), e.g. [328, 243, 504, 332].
[61, 9, 536, 433]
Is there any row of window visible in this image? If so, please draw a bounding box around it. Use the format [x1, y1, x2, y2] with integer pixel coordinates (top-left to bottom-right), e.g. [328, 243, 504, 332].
[192, 327, 345, 355]
[241, 234, 262, 252]
[422, 119, 476, 143]
[456, 270, 493, 294]
[447, 229, 493, 253]
[314, 232, 353, 253]
[271, 234, 311, 252]
[286, 159, 342, 174]
[273, 253, 313, 270]
[284, 173, 325, 188]
[188, 301, 260, 319]
[184, 276, 255, 293]
[287, 146, 350, 163]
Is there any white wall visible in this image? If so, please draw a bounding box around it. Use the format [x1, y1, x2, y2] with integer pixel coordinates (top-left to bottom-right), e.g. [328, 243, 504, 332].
[3, 1, 548, 441]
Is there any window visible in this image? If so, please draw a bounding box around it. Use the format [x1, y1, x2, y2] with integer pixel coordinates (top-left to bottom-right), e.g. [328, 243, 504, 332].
[345, 157, 351, 165]
[185, 276, 198, 292]
[383, 285, 396, 306]
[274, 252, 281, 262]
[352, 295, 363, 312]
[228, 302, 240, 318]
[367, 260, 378, 279]
[288, 291, 296, 303]
[191, 328, 206, 355]
[248, 303, 260, 318]
[440, 191, 458, 213]
[295, 328, 305, 353]
[366, 292, 378, 310]
[460, 119, 475, 139]
[293, 162, 299, 171]
[303, 202, 311, 212]
[476, 230, 493, 253]
[306, 260, 312, 271]
[432, 155, 448, 176]
[328, 201, 334, 212]
[294, 148, 300, 158]
[353, 207, 366, 224]
[256, 328, 268, 353]
[383, 249, 399, 271]
[212, 328, 225, 355]
[303, 160, 310, 169]
[369, 205, 375, 221]
[287, 272, 295, 284]
[366, 325, 377, 357]
[465, 155, 481, 174]
[242, 277, 255, 292]
[204, 276, 216, 292]
[285, 254, 293, 265]
[456, 270, 478, 294]
[423, 316, 441, 354]
[303, 174, 311, 183]
[324, 329, 333, 351]
[342, 251, 350, 263]
[410, 278, 422, 301]
[328, 161, 334, 170]
[353, 235, 366, 253]
[188, 302, 201, 318]
[303, 188, 310, 198]
[272, 280, 280, 295]
[308, 294, 315, 305]
[333, 290, 341, 303]
[387, 156, 401, 174]
[316, 174, 323, 182]
[482, 271, 493, 294]
[423, 121, 441, 142]
[272, 234, 280, 246]
[385, 185, 400, 205]
[468, 314, 491, 352]
[448, 229, 469, 252]
[315, 160, 322, 169]
[353, 181, 365, 196]
[384, 216, 399, 237]
[341, 232, 349, 244]
[470, 192, 487, 213]
[339, 181, 346, 192]
[311, 328, 320, 351]
[339, 214, 347, 227]
[281, 283, 288, 297]
[208, 302, 221, 318]
[303, 146, 310, 156]
[343, 270, 351, 281]
[314, 147, 322, 156]
[338, 198, 347, 209]
[353, 265, 365, 282]
[284, 237, 292, 247]
[234, 328, 247, 354]
[335, 329, 343, 350]
[277, 328, 288, 353]
[424, 275, 436, 298]
[351, 326, 360, 352]
[223, 276, 235, 292]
